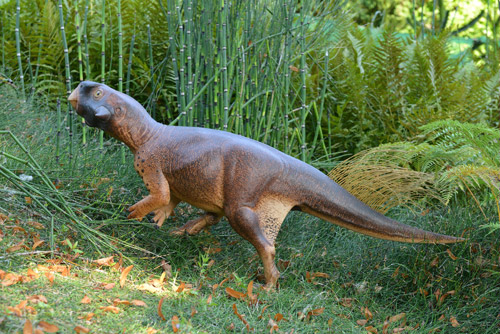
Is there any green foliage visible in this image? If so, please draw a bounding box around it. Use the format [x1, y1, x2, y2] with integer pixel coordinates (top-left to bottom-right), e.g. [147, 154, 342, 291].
[329, 120, 499, 217]
[324, 27, 500, 154]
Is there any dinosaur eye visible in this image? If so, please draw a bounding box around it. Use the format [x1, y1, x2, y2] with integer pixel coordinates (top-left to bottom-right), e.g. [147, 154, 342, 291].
[93, 89, 103, 99]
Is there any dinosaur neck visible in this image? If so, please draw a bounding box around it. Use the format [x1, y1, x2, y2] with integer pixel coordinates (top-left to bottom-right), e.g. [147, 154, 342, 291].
[108, 111, 164, 153]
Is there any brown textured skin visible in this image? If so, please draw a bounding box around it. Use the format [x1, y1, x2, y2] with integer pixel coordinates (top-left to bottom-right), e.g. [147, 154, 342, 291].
[69, 81, 464, 287]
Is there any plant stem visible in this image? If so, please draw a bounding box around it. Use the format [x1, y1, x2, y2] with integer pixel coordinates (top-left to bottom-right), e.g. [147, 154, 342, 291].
[15, 0, 25, 101]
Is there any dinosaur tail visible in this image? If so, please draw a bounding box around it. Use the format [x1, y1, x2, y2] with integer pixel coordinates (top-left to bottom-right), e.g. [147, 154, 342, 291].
[296, 167, 464, 244]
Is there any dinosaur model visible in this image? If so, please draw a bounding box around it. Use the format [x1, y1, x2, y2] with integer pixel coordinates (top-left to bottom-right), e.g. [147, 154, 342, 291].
[68, 81, 464, 287]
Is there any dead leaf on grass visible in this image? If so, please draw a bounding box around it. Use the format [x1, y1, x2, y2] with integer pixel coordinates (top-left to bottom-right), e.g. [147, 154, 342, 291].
[23, 319, 33, 334]
[356, 319, 368, 326]
[27, 221, 45, 229]
[146, 328, 158, 334]
[131, 300, 146, 307]
[27, 295, 47, 304]
[450, 316, 460, 327]
[171, 315, 180, 333]
[80, 295, 92, 304]
[6, 240, 28, 253]
[365, 325, 378, 333]
[158, 297, 166, 321]
[93, 256, 114, 266]
[45, 272, 54, 286]
[37, 321, 59, 333]
[99, 305, 120, 314]
[120, 265, 133, 288]
[74, 325, 90, 333]
[226, 287, 246, 299]
[77, 313, 95, 321]
[267, 318, 279, 332]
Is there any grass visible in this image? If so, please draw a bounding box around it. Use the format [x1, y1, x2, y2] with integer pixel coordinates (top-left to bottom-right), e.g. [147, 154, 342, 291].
[0, 87, 499, 333]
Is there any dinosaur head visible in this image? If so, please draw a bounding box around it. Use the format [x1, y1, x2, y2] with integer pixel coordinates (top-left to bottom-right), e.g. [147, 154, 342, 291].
[68, 81, 158, 151]
[69, 81, 131, 131]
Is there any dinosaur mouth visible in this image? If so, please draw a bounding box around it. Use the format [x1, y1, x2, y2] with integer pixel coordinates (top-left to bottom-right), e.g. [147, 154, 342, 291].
[68, 88, 79, 112]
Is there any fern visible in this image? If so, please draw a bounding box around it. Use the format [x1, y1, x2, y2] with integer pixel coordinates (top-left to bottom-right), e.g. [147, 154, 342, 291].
[329, 121, 499, 215]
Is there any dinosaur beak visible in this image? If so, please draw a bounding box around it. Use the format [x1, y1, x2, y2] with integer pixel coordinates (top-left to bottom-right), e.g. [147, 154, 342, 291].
[68, 88, 79, 109]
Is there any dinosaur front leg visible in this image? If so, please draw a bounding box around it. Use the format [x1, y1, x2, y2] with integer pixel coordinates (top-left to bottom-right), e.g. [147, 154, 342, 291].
[128, 170, 170, 221]
[151, 196, 180, 228]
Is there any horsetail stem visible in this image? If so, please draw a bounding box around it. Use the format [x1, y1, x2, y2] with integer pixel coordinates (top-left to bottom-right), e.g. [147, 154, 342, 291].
[15, 0, 25, 101]
[117, 0, 125, 164]
[300, 1, 307, 161]
[74, 0, 86, 145]
[58, 0, 73, 166]
[125, 34, 135, 95]
[147, 24, 156, 119]
[83, 0, 90, 79]
[99, 0, 105, 149]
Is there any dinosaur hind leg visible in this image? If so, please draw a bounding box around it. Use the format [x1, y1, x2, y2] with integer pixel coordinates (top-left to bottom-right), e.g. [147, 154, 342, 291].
[226, 199, 292, 288]
[171, 212, 222, 236]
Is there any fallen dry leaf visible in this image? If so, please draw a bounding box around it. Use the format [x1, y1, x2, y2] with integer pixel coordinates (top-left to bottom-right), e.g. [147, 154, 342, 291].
[176, 281, 186, 293]
[206, 294, 213, 304]
[27, 221, 45, 229]
[363, 307, 373, 320]
[171, 315, 180, 333]
[131, 300, 147, 307]
[80, 295, 92, 304]
[93, 256, 114, 266]
[37, 321, 59, 333]
[365, 325, 378, 333]
[450, 316, 460, 327]
[27, 295, 47, 304]
[101, 283, 115, 290]
[113, 298, 131, 306]
[226, 287, 246, 299]
[120, 265, 133, 288]
[74, 325, 90, 333]
[146, 328, 159, 334]
[45, 272, 54, 286]
[26, 268, 39, 280]
[23, 318, 33, 334]
[247, 280, 254, 300]
[78, 313, 95, 321]
[99, 305, 120, 314]
[6, 240, 28, 253]
[356, 319, 368, 326]
[268, 318, 279, 332]
[158, 297, 166, 321]
[438, 290, 456, 305]
[389, 313, 405, 323]
[446, 249, 458, 261]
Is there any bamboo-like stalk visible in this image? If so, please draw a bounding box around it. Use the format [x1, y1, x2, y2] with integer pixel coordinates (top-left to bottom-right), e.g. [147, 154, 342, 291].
[83, 0, 90, 79]
[58, 0, 73, 166]
[117, 0, 125, 164]
[30, 38, 42, 100]
[125, 34, 135, 95]
[147, 24, 156, 119]
[101, 0, 106, 84]
[75, 0, 86, 145]
[99, 0, 105, 149]
[299, 2, 307, 161]
[220, 0, 229, 130]
[1, 11, 4, 72]
[309, 50, 329, 160]
[15, 0, 25, 101]
[56, 98, 61, 164]
[186, 0, 193, 126]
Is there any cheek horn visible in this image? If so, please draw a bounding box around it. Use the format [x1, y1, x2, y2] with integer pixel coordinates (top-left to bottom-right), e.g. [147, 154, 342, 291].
[95, 106, 112, 121]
